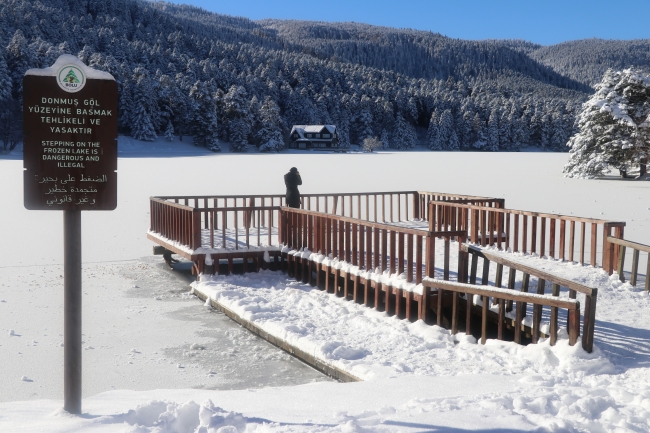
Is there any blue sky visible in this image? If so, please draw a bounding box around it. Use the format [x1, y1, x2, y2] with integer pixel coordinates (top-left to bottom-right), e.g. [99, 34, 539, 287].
[167, 0, 649, 45]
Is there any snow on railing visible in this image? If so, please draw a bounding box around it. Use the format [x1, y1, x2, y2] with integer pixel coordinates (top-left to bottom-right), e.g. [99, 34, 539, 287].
[460, 243, 597, 353]
[608, 236, 650, 291]
[427, 200, 626, 274]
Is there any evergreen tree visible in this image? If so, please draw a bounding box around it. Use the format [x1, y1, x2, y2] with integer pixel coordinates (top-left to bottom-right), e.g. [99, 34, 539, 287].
[257, 96, 284, 152]
[564, 68, 650, 178]
[392, 113, 417, 149]
[471, 113, 487, 150]
[164, 122, 175, 141]
[223, 85, 251, 152]
[380, 129, 390, 149]
[427, 109, 440, 150]
[486, 110, 499, 151]
[189, 81, 220, 151]
[435, 109, 459, 150]
[6, 29, 32, 98]
[130, 68, 157, 141]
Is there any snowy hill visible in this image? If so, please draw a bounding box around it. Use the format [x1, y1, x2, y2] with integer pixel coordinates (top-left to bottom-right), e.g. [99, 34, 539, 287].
[0, 0, 649, 153]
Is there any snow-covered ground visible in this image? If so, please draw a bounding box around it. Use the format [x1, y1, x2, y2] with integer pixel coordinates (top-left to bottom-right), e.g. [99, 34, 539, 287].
[1, 137, 650, 432]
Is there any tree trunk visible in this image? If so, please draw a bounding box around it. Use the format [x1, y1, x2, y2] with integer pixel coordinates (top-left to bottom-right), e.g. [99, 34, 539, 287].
[640, 158, 647, 177]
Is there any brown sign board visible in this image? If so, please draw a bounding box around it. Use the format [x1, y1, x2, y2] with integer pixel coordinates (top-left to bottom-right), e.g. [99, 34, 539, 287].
[23, 55, 118, 210]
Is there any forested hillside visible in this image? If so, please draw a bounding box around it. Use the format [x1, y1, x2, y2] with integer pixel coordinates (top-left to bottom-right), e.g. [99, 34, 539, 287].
[0, 0, 648, 152]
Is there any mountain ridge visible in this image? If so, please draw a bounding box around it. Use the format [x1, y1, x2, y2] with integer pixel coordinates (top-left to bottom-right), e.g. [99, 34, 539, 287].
[0, 0, 648, 152]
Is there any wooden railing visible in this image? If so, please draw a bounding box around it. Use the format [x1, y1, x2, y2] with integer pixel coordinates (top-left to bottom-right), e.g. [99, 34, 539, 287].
[608, 237, 650, 291]
[423, 279, 581, 348]
[279, 207, 464, 284]
[149, 191, 502, 252]
[428, 200, 626, 273]
[279, 206, 468, 324]
[150, 198, 201, 249]
[416, 191, 504, 221]
[460, 243, 597, 352]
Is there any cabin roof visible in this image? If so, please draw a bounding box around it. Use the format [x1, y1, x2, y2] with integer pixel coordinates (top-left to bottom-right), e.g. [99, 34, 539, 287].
[290, 125, 336, 136]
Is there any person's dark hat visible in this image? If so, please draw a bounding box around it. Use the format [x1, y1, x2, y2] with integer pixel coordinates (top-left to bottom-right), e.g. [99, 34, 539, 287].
[290, 167, 298, 173]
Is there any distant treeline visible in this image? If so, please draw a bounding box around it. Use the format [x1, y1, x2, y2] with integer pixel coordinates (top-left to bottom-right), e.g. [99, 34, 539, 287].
[1, 0, 649, 152]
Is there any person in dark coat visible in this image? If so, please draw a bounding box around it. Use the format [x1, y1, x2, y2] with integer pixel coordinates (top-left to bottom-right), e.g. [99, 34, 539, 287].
[284, 167, 302, 208]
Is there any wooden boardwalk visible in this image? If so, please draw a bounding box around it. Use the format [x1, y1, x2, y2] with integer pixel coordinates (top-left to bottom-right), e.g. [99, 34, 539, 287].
[147, 189, 648, 353]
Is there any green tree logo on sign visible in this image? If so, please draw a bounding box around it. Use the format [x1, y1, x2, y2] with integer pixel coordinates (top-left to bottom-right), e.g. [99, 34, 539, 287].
[63, 68, 80, 83]
[57, 64, 85, 92]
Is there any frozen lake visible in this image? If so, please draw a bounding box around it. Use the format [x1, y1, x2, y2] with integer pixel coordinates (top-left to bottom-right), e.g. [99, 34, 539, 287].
[1, 138, 650, 431]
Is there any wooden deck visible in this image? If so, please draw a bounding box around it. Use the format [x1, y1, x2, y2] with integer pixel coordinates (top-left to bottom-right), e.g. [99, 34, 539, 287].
[147, 190, 644, 353]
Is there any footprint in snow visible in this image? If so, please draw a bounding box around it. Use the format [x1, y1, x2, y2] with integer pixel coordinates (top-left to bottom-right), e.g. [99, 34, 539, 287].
[21, 376, 33, 382]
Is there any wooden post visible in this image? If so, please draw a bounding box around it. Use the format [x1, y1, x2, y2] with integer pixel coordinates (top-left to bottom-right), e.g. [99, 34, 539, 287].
[580, 222, 586, 265]
[413, 193, 420, 220]
[590, 223, 598, 267]
[192, 210, 202, 250]
[540, 217, 546, 258]
[497, 299, 505, 340]
[481, 296, 488, 344]
[630, 249, 639, 286]
[407, 234, 414, 282]
[419, 287, 429, 322]
[549, 218, 556, 259]
[568, 306, 579, 347]
[617, 245, 627, 282]
[390, 230, 396, 275]
[582, 293, 596, 353]
[560, 219, 566, 261]
[550, 283, 560, 346]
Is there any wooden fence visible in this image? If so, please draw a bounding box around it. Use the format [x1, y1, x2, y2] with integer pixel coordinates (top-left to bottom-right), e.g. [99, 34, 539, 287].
[423, 279, 581, 348]
[608, 237, 650, 291]
[416, 192, 504, 221]
[278, 207, 594, 352]
[460, 243, 596, 352]
[149, 191, 502, 252]
[428, 200, 626, 274]
[279, 206, 467, 323]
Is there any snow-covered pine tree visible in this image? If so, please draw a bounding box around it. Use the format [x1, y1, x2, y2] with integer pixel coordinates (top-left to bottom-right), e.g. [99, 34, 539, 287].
[130, 68, 158, 141]
[257, 96, 284, 152]
[427, 109, 440, 150]
[471, 113, 487, 149]
[392, 112, 417, 150]
[189, 80, 220, 151]
[486, 110, 499, 151]
[353, 95, 374, 143]
[223, 85, 251, 152]
[6, 29, 32, 98]
[540, 113, 553, 148]
[380, 129, 390, 149]
[564, 68, 650, 178]
[0, 51, 17, 151]
[336, 98, 352, 148]
[164, 122, 174, 141]
[435, 109, 459, 150]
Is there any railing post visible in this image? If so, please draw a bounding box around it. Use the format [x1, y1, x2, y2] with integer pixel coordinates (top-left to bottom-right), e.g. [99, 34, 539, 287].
[601, 223, 609, 273]
[413, 193, 420, 220]
[582, 291, 596, 353]
[425, 233, 435, 278]
[191, 209, 201, 250]
[279, 209, 285, 245]
[457, 233, 469, 283]
[613, 225, 625, 275]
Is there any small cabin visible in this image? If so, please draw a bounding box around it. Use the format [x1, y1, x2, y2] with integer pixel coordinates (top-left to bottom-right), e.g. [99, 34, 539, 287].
[289, 125, 338, 149]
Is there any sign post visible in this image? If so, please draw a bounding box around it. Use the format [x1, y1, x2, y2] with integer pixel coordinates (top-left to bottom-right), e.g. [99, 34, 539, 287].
[23, 55, 118, 414]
